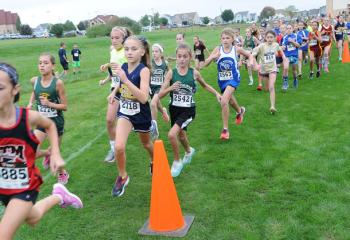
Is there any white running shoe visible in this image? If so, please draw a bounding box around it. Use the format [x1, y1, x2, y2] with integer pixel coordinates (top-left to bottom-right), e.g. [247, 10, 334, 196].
[171, 160, 183, 177]
[150, 121, 159, 140]
[182, 147, 195, 165]
[104, 149, 115, 163]
[248, 78, 253, 86]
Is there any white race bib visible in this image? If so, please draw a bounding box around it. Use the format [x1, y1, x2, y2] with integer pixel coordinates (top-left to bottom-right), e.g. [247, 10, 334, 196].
[264, 53, 276, 63]
[74, 52, 79, 57]
[111, 76, 121, 88]
[120, 99, 140, 116]
[150, 75, 164, 85]
[0, 167, 29, 189]
[172, 93, 193, 107]
[309, 39, 318, 46]
[37, 105, 58, 118]
[195, 49, 202, 56]
[219, 71, 233, 81]
[287, 45, 296, 51]
[322, 35, 330, 42]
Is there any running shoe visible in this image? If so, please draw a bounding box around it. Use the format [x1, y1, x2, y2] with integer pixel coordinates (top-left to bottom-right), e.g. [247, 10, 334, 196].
[43, 154, 50, 170]
[235, 107, 246, 125]
[297, 74, 302, 80]
[171, 160, 183, 178]
[52, 183, 83, 208]
[183, 147, 195, 165]
[58, 170, 70, 185]
[248, 78, 254, 86]
[282, 80, 289, 91]
[104, 149, 115, 163]
[111, 175, 130, 197]
[162, 107, 170, 122]
[150, 121, 159, 140]
[220, 129, 230, 140]
[309, 72, 314, 79]
[339, 57, 342, 61]
[324, 67, 329, 73]
[256, 85, 263, 91]
[293, 79, 298, 88]
[316, 71, 321, 78]
[270, 107, 277, 115]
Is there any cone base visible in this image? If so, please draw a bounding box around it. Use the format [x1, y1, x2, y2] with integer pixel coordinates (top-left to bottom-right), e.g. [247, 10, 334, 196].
[138, 215, 195, 237]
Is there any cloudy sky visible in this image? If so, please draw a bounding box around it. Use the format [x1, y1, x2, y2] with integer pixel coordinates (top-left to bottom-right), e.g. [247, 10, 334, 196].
[2, 0, 326, 27]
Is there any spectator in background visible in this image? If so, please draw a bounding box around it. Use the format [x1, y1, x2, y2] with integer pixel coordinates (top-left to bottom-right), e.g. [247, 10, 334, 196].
[71, 43, 82, 74]
[58, 42, 69, 77]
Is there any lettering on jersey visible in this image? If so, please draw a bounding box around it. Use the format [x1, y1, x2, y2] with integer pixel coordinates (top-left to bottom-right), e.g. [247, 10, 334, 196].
[218, 59, 235, 81]
[0, 145, 26, 164]
[40, 93, 50, 98]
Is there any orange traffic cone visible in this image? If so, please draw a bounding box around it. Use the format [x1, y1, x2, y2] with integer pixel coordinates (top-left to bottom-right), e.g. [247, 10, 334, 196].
[138, 140, 194, 237]
[342, 41, 350, 63]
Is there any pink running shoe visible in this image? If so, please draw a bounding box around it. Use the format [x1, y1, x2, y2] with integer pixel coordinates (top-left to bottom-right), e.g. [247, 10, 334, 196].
[42, 154, 50, 170]
[162, 107, 170, 122]
[52, 183, 83, 208]
[235, 107, 246, 125]
[58, 170, 70, 185]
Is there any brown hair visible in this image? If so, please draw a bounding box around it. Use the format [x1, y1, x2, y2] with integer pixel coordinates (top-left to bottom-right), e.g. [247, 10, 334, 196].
[111, 26, 133, 43]
[40, 53, 56, 76]
[176, 43, 193, 67]
[125, 35, 151, 69]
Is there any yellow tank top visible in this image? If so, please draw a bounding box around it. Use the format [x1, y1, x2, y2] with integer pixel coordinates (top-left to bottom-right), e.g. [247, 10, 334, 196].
[110, 47, 127, 65]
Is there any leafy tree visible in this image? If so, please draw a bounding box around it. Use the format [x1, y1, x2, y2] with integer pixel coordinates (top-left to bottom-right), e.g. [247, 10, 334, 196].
[16, 16, 21, 32]
[159, 17, 168, 26]
[202, 17, 210, 25]
[77, 21, 88, 30]
[285, 5, 298, 19]
[63, 20, 76, 31]
[50, 23, 64, 37]
[260, 6, 276, 20]
[221, 9, 234, 23]
[153, 12, 160, 25]
[140, 15, 151, 26]
[19, 24, 32, 35]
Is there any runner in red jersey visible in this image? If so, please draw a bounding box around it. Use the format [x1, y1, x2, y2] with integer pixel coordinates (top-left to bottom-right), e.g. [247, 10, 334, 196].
[308, 21, 323, 79]
[0, 63, 83, 240]
[320, 17, 334, 72]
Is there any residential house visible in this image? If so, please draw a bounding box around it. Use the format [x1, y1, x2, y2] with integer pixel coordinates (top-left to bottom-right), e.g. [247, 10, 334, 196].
[171, 12, 202, 27]
[0, 9, 18, 34]
[214, 16, 223, 24]
[235, 11, 249, 22]
[33, 23, 51, 37]
[249, 13, 258, 22]
[88, 15, 118, 27]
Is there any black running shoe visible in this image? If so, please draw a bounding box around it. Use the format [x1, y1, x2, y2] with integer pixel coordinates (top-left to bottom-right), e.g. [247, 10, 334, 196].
[316, 71, 321, 78]
[309, 72, 314, 79]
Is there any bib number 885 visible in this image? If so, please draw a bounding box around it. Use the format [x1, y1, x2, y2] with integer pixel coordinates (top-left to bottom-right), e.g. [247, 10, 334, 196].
[0, 168, 27, 180]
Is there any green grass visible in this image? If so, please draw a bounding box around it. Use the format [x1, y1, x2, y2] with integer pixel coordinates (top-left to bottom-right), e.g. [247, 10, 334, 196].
[0, 27, 349, 239]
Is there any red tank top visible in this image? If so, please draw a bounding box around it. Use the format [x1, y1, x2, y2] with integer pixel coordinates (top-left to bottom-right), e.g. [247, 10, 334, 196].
[308, 31, 321, 49]
[0, 108, 42, 195]
[321, 25, 333, 44]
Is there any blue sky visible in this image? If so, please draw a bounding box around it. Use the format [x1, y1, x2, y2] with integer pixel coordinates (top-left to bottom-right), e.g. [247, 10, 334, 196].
[1, 0, 326, 27]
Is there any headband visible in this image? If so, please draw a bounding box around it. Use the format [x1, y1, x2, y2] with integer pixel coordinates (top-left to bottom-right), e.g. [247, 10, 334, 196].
[0, 63, 18, 85]
[152, 43, 164, 53]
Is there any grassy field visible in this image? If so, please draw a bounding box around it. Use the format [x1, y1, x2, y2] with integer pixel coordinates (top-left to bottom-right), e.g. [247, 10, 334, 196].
[0, 27, 350, 239]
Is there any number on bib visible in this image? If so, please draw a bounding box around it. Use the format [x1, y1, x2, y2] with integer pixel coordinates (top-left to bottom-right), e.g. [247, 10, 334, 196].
[0, 167, 29, 189]
[37, 105, 58, 118]
[264, 53, 275, 63]
[151, 75, 164, 85]
[111, 76, 121, 88]
[172, 94, 192, 107]
[322, 35, 330, 42]
[219, 71, 233, 81]
[120, 99, 140, 115]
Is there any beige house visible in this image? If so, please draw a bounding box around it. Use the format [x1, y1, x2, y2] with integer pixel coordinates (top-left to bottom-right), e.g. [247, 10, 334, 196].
[88, 15, 118, 27]
[0, 9, 18, 34]
[326, 0, 350, 16]
[171, 12, 202, 26]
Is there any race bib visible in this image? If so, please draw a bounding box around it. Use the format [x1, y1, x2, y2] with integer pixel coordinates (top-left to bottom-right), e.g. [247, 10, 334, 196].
[309, 39, 318, 46]
[195, 49, 202, 56]
[74, 52, 79, 57]
[151, 75, 164, 85]
[219, 70, 233, 81]
[0, 167, 29, 189]
[172, 93, 193, 107]
[37, 105, 58, 118]
[263, 53, 276, 63]
[111, 76, 121, 88]
[322, 35, 330, 42]
[120, 99, 140, 116]
[287, 45, 296, 51]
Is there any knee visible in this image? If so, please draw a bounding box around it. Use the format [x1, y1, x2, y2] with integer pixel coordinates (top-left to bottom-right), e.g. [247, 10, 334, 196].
[269, 86, 275, 92]
[220, 99, 228, 108]
[26, 218, 39, 227]
[115, 142, 125, 155]
[168, 131, 177, 142]
[106, 117, 114, 126]
[150, 99, 157, 109]
[178, 131, 186, 141]
[142, 140, 153, 151]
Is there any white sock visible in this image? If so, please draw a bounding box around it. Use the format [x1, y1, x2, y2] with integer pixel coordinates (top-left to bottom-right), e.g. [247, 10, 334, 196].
[53, 194, 64, 205]
[109, 140, 115, 152]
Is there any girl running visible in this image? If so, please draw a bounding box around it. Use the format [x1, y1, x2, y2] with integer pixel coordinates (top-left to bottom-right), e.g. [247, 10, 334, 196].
[149, 43, 170, 140]
[193, 36, 209, 70]
[320, 17, 334, 73]
[27, 53, 69, 184]
[108, 36, 153, 197]
[281, 24, 302, 90]
[203, 28, 253, 140]
[252, 30, 288, 114]
[297, 21, 309, 78]
[158, 43, 221, 177]
[242, 28, 259, 85]
[99, 27, 131, 163]
[308, 20, 323, 79]
[0, 63, 82, 240]
[334, 16, 346, 61]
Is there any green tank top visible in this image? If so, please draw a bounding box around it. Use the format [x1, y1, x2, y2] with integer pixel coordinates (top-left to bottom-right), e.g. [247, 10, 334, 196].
[170, 68, 196, 108]
[34, 76, 63, 119]
[244, 36, 255, 50]
[150, 59, 168, 87]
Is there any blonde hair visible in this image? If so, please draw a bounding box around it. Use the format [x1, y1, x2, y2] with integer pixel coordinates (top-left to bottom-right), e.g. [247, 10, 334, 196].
[221, 28, 235, 39]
